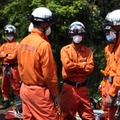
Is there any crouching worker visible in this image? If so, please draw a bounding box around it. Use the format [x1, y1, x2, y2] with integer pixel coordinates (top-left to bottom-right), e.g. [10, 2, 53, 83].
[0, 24, 21, 109]
[60, 21, 95, 120]
[17, 7, 60, 120]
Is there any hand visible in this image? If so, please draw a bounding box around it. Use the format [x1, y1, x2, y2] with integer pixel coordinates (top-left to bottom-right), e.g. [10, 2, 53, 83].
[104, 94, 114, 108]
[54, 94, 61, 107]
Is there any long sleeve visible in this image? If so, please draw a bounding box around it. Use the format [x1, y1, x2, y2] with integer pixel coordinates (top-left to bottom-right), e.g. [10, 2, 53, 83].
[0, 44, 7, 61]
[4, 42, 19, 62]
[108, 42, 120, 97]
[109, 62, 120, 97]
[40, 42, 59, 97]
[0, 41, 19, 63]
[60, 47, 78, 72]
[61, 44, 94, 81]
[77, 50, 94, 75]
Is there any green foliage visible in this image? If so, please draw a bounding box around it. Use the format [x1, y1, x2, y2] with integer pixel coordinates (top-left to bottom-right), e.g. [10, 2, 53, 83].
[0, 0, 119, 95]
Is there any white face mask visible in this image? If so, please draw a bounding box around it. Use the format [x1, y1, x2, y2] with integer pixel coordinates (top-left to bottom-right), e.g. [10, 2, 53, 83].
[45, 27, 51, 36]
[7, 36, 14, 41]
[72, 35, 83, 43]
[106, 31, 116, 42]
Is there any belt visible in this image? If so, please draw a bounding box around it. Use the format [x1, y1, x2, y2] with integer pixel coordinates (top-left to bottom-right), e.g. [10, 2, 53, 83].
[64, 80, 86, 88]
[2, 63, 18, 67]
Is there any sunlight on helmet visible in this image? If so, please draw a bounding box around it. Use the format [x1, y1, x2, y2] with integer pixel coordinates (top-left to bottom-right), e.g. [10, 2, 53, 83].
[4, 24, 16, 34]
[107, 9, 120, 26]
[69, 21, 86, 35]
[30, 7, 54, 22]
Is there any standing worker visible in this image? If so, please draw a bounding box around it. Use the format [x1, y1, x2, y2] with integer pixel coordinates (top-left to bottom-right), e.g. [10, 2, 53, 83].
[103, 9, 120, 120]
[17, 7, 60, 120]
[0, 24, 21, 109]
[98, 11, 120, 120]
[60, 21, 95, 120]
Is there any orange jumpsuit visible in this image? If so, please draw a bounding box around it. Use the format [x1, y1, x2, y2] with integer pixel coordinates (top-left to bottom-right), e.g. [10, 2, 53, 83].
[108, 35, 120, 97]
[100, 38, 120, 120]
[60, 43, 95, 120]
[17, 28, 59, 120]
[0, 39, 20, 98]
[108, 36, 120, 119]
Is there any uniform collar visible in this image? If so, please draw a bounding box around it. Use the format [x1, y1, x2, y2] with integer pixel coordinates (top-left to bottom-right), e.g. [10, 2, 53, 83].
[7, 38, 16, 43]
[71, 42, 83, 51]
[32, 28, 50, 43]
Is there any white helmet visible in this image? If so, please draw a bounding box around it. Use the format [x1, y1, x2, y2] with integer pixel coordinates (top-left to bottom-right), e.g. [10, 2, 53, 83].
[103, 9, 120, 30]
[107, 9, 120, 26]
[28, 23, 33, 32]
[69, 21, 85, 34]
[4, 24, 16, 34]
[30, 7, 54, 22]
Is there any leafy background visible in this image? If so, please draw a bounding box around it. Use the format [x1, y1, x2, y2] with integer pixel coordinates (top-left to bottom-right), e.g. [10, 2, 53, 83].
[0, 0, 120, 98]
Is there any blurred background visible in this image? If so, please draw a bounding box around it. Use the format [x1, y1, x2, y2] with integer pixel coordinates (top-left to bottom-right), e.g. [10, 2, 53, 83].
[0, 0, 120, 99]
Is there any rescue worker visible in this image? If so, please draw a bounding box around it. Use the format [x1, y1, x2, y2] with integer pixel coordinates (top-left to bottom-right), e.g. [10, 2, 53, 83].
[0, 24, 21, 109]
[102, 9, 120, 120]
[60, 21, 95, 120]
[98, 11, 120, 120]
[17, 7, 60, 120]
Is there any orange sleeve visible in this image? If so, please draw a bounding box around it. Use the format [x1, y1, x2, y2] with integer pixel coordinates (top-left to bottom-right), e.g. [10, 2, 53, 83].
[109, 67, 120, 97]
[101, 44, 115, 76]
[39, 42, 59, 97]
[4, 42, 19, 62]
[60, 47, 79, 72]
[0, 44, 7, 60]
[101, 46, 110, 76]
[77, 49, 94, 75]
[60, 45, 94, 80]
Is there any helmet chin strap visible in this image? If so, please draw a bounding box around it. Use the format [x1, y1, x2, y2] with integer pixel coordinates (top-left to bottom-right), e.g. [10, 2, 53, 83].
[111, 30, 119, 53]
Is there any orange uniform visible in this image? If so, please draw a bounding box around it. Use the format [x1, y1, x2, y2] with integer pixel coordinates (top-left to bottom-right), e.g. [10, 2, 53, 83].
[100, 38, 120, 120]
[17, 28, 59, 120]
[0, 39, 20, 98]
[60, 43, 95, 120]
[109, 36, 120, 96]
